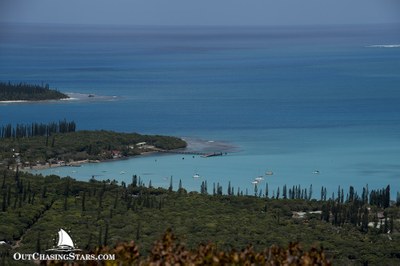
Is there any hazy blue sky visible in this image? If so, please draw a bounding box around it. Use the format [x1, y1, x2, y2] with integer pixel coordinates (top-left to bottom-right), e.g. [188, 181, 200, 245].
[1, 0, 400, 26]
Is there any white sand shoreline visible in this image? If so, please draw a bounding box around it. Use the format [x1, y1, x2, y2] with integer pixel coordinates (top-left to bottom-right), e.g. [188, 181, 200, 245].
[22, 138, 235, 173]
[0, 92, 118, 104]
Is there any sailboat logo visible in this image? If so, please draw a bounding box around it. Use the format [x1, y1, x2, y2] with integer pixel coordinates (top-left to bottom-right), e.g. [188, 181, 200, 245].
[47, 229, 81, 252]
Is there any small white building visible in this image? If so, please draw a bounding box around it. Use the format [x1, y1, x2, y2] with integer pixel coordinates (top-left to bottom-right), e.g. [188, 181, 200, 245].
[136, 142, 147, 147]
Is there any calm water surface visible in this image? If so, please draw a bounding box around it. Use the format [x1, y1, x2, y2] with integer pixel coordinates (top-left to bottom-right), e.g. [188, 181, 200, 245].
[1, 23, 400, 197]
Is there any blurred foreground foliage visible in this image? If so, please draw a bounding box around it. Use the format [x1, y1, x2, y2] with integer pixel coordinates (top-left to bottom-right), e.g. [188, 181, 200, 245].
[82, 229, 329, 265]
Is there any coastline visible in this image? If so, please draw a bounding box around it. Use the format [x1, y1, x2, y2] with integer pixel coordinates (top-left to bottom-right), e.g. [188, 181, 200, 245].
[23, 138, 236, 173]
[23, 151, 161, 172]
[0, 92, 118, 104]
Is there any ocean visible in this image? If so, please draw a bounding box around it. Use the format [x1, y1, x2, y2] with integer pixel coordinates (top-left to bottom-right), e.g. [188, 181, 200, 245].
[1, 23, 400, 198]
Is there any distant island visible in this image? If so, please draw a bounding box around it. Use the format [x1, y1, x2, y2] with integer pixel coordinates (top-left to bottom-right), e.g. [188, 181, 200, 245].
[0, 82, 69, 101]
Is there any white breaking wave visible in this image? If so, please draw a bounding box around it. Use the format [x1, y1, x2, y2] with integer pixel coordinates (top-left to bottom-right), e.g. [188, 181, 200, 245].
[366, 44, 400, 48]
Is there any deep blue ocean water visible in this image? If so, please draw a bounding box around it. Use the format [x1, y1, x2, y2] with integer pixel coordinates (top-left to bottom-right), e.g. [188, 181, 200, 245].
[1, 23, 400, 198]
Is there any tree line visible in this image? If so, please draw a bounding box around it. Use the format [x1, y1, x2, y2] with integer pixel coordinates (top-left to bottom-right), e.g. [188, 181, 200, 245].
[0, 120, 76, 139]
[0, 82, 68, 101]
[198, 180, 392, 209]
[136, 174, 396, 235]
[200, 180, 394, 233]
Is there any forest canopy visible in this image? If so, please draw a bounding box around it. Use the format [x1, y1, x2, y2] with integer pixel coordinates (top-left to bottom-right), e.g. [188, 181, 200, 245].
[0, 122, 187, 166]
[0, 82, 68, 101]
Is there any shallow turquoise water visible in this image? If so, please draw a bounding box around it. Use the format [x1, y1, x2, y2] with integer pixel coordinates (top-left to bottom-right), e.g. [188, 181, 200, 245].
[1, 23, 400, 198]
[35, 125, 400, 198]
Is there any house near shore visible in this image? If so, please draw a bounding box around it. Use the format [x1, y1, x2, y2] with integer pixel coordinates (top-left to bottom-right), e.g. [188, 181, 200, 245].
[135, 142, 156, 150]
[136, 142, 147, 147]
[111, 150, 122, 159]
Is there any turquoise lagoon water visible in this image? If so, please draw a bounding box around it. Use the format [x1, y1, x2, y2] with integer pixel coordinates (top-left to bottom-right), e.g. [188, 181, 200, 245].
[34, 125, 400, 198]
[1, 23, 400, 197]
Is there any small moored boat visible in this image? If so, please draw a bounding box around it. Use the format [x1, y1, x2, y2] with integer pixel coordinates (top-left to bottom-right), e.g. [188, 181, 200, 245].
[255, 176, 264, 182]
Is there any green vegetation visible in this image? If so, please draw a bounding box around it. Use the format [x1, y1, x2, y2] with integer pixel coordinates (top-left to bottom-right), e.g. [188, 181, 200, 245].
[0, 129, 187, 168]
[0, 122, 398, 265]
[0, 82, 68, 101]
[0, 170, 399, 265]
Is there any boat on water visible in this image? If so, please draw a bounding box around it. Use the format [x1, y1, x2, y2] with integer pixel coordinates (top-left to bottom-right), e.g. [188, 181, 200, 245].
[251, 180, 259, 185]
[265, 171, 273, 175]
[255, 176, 264, 182]
[193, 173, 200, 178]
[312, 170, 320, 174]
[120, 171, 126, 175]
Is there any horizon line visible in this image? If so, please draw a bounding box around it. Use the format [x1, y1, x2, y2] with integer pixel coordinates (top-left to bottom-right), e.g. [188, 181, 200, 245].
[1, 21, 400, 29]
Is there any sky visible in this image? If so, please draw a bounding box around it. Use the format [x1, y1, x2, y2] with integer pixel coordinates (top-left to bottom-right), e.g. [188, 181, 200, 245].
[0, 0, 399, 26]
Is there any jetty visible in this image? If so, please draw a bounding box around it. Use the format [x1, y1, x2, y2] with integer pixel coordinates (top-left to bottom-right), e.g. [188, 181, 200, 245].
[201, 152, 224, 158]
[158, 150, 226, 157]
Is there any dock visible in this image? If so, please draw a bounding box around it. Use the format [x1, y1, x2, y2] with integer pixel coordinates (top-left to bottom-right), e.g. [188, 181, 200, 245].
[201, 152, 224, 158]
[158, 150, 226, 157]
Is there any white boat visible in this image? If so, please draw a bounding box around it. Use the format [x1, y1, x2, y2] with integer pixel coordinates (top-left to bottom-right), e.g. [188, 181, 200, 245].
[193, 173, 200, 178]
[251, 180, 259, 185]
[255, 176, 264, 182]
[120, 171, 126, 175]
[312, 170, 320, 174]
[265, 171, 273, 175]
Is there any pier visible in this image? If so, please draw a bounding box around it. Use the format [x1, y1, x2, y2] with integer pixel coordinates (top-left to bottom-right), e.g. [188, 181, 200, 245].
[158, 150, 226, 157]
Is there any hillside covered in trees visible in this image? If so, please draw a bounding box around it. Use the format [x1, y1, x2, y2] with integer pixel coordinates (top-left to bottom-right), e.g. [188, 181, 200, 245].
[0, 169, 399, 265]
[0, 82, 68, 101]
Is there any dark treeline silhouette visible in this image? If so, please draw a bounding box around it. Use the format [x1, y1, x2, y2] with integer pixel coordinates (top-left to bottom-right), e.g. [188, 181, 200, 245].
[195, 180, 394, 233]
[119, 175, 395, 236]
[319, 185, 392, 233]
[0, 120, 76, 139]
[199, 181, 391, 209]
[0, 81, 68, 101]
[370, 185, 391, 208]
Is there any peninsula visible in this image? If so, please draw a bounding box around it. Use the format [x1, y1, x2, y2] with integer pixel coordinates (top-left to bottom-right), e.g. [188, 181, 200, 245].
[0, 82, 69, 101]
[0, 121, 187, 170]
